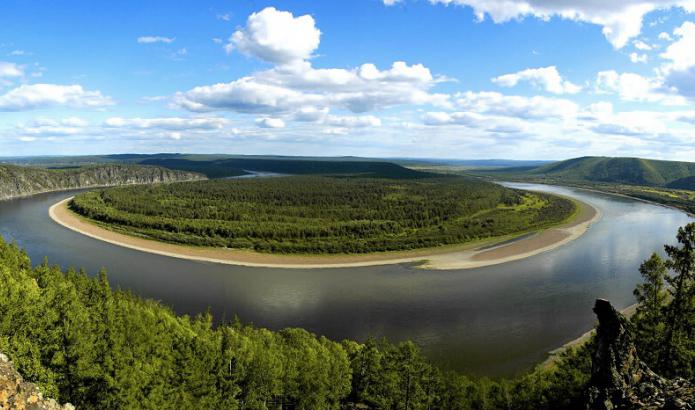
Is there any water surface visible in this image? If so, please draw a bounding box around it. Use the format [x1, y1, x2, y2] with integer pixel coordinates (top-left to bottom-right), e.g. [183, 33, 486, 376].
[0, 183, 691, 376]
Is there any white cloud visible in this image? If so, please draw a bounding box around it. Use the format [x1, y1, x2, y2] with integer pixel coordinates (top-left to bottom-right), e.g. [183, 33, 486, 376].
[423, 111, 527, 134]
[633, 39, 653, 50]
[256, 117, 286, 128]
[383, 0, 403, 5]
[453, 91, 578, 119]
[174, 60, 448, 114]
[104, 117, 230, 130]
[0, 84, 113, 111]
[18, 117, 89, 136]
[658, 31, 673, 41]
[0, 62, 23, 78]
[660, 21, 695, 71]
[227, 7, 321, 64]
[323, 114, 382, 127]
[492, 66, 581, 94]
[137, 36, 175, 44]
[595, 70, 684, 104]
[419, 0, 695, 48]
[630, 52, 649, 63]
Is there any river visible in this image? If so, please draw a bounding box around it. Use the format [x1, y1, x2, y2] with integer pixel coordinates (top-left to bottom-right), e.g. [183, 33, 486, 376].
[0, 183, 691, 376]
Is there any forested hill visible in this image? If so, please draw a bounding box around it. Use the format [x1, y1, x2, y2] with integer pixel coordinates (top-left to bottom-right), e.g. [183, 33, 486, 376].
[0, 164, 204, 201]
[508, 156, 695, 187]
[2, 154, 436, 179]
[139, 157, 434, 179]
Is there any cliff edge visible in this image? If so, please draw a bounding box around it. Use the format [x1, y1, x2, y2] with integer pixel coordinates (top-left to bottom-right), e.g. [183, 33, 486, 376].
[586, 299, 693, 409]
[0, 353, 73, 410]
[0, 164, 205, 201]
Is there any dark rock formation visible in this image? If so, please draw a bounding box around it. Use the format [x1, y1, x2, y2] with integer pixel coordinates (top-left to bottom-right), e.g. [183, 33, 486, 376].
[0, 164, 205, 201]
[586, 299, 693, 409]
[0, 353, 73, 410]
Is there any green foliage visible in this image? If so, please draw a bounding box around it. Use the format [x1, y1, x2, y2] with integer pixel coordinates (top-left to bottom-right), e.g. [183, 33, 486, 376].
[69, 176, 575, 254]
[0, 236, 595, 409]
[632, 253, 668, 365]
[630, 223, 695, 379]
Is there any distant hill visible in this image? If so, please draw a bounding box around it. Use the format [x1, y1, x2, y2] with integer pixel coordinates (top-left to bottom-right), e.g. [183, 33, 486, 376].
[140, 157, 434, 179]
[496, 156, 695, 187]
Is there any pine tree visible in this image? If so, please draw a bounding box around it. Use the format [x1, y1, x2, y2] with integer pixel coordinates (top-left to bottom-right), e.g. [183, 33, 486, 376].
[632, 252, 668, 366]
[658, 223, 695, 377]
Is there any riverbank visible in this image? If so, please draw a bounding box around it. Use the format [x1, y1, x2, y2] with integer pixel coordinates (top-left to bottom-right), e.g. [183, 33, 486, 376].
[540, 303, 638, 369]
[49, 194, 600, 270]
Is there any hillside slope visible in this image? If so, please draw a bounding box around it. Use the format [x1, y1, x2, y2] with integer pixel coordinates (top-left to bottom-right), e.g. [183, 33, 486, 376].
[0, 164, 204, 201]
[140, 157, 434, 179]
[525, 156, 695, 186]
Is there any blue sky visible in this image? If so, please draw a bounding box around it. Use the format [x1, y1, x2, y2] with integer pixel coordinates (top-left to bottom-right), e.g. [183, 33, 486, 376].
[1, 0, 695, 160]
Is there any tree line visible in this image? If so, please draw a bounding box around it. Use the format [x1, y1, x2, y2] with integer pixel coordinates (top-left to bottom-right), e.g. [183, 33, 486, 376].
[69, 176, 575, 254]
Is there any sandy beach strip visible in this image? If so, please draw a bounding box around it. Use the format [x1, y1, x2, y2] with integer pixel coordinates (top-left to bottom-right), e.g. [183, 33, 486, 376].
[49, 196, 600, 270]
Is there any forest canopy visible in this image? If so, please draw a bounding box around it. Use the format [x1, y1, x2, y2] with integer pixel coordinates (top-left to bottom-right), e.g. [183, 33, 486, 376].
[69, 176, 576, 254]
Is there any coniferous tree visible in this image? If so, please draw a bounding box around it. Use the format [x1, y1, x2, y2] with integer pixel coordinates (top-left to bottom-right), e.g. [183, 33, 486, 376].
[632, 252, 668, 366]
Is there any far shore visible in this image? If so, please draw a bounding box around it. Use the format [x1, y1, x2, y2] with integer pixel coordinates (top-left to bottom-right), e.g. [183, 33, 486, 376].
[49, 195, 600, 270]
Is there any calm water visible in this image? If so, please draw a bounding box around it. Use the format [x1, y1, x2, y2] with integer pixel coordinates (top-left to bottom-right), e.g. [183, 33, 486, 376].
[0, 183, 691, 376]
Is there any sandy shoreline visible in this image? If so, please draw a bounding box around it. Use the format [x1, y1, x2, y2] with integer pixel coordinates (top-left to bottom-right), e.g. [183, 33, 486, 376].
[49, 195, 600, 270]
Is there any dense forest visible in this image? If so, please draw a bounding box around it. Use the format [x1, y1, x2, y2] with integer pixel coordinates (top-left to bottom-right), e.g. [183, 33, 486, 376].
[69, 176, 575, 254]
[0, 164, 204, 201]
[1, 224, 693, 409]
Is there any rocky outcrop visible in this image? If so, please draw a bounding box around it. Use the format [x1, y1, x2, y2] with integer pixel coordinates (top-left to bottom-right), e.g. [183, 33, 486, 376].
[586, 299, 694, 409]
[0, 164, 205, 201]
[0, 353, 73, 410]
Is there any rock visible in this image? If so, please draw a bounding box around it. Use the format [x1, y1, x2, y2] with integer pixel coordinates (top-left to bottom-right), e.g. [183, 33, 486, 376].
[0, 164, 205, 201]
[0, 352, 73, 410]
[586, 299, 694, 410]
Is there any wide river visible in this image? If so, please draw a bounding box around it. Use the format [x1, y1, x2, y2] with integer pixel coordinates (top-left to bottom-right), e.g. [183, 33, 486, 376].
[0, 183, 692, 376]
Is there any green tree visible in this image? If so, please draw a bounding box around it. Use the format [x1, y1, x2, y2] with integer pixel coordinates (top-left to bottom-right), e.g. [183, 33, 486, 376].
[632, 252, 668, 366]
[658, 223, 695, 377]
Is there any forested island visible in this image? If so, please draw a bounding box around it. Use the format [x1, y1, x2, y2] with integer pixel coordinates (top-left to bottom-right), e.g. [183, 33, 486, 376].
[67, 176, 576, 254]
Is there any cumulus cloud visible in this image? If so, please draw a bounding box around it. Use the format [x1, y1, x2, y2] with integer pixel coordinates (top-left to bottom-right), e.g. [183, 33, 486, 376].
[256, 117, 286, 128]
[19, 117, 89, 136]
[137, 36, 175, 44]
[630, 52, 649, 63]
[0, 62, 23, 78]
[174, 60, 448, 114]
[226, 7, 321, 64]
[658, 31, 674, 41]
[492, 66, 581, 94]
[0, 84, 113, 111]
[657, 21, 695, 98]
[453, 91, 578, 120]
[595, 70, 684, 104]
[176, 6, 450, 126]
[633, 39, 653, 50]
[660, 21, 695, 70]
[404, 0, 695, 48]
